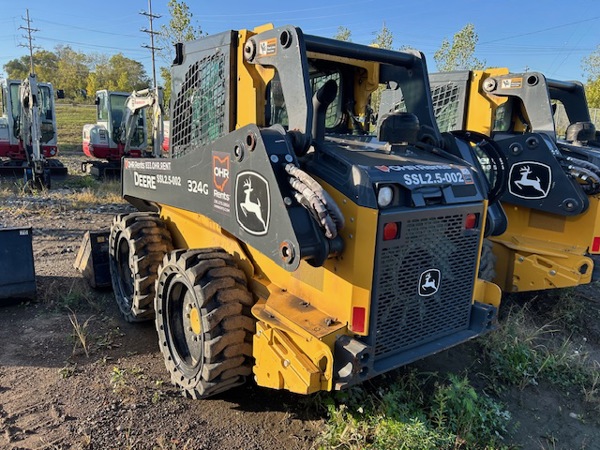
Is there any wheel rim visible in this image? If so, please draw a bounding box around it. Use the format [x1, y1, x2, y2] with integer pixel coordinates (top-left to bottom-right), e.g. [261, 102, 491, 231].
[165, 275, 203, 377]
[115, 234, 134, 306]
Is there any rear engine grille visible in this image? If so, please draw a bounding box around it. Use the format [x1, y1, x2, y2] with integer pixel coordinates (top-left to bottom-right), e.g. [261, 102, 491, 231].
[373, 212, 479, 359]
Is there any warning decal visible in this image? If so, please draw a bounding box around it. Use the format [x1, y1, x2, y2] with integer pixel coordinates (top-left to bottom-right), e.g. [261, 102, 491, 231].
[501, 78, 523, 89]
[258, 38, 277, 57]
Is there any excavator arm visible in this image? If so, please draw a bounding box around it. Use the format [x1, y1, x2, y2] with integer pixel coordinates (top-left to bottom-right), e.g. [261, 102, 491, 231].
[121, 87, 164, 157]
[19, 74, 49, 186]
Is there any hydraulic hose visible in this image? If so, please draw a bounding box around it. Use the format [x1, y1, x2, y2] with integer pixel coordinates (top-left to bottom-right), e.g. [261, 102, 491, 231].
[285, 163, 345, 239]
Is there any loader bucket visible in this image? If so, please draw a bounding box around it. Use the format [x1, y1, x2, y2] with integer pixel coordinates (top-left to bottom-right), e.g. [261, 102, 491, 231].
[74, 230, 111, 289]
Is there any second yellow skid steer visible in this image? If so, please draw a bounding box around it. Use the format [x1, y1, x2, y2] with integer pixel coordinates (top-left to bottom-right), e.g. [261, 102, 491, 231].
[426, 68, 600, 292]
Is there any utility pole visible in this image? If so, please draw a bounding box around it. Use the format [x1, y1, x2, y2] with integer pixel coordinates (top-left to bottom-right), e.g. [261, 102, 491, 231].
[141, 0, 162, 88]
[19, 9, 39, 76]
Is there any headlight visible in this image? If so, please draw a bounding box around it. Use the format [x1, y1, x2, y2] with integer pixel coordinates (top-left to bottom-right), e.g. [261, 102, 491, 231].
[377, 186, 393, 208]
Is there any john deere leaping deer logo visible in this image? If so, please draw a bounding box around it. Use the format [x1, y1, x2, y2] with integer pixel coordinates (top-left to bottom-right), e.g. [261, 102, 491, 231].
[508, 161, 552, 200]
[418, 269, 441, 297]
[235, 171, 270, 235]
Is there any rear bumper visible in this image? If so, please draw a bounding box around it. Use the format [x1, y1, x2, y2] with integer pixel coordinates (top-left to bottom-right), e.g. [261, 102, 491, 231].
[334, 301, 497, 389]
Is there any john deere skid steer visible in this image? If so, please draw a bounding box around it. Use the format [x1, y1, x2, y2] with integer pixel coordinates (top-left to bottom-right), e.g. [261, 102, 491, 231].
[427, 68, 600, 292]
[546, 78, 600, 149]
[109, 24, 502, 398]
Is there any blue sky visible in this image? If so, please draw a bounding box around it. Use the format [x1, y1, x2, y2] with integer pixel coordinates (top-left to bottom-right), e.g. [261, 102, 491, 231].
[0, 0, 598, 84]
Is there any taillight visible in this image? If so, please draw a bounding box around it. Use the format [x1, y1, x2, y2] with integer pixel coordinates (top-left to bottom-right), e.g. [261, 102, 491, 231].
[465, 213, 478, 230]
[383, 222, 399, 240]
[351, 307, 366, 333]
[592, 236, 600, 253]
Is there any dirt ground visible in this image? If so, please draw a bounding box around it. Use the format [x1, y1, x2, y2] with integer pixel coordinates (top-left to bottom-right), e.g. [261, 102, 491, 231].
[1, 151, 600, 449]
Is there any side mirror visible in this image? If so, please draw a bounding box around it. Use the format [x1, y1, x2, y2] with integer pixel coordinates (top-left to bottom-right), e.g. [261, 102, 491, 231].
[56, 89, 65, 99]
[94, 97, 100, 105]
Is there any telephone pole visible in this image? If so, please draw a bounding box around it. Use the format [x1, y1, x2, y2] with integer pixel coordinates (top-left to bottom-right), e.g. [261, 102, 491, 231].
[19, 9, 39, 75]
[141, 0, 162, 88]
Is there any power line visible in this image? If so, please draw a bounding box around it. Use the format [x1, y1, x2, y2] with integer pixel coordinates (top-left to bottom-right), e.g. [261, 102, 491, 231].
[35, 18, 141, 39]
[479, 15, 600, 45]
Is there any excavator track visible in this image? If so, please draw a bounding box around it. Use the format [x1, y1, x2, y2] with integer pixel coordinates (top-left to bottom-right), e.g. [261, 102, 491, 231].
[0, 159, 68, 178]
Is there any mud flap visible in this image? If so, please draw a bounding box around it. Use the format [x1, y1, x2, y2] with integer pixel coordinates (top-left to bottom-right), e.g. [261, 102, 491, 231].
[0, 227, 36, 301]
[73, 231, 111, 289]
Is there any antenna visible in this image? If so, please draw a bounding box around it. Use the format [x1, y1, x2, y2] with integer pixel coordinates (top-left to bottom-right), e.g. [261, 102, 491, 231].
[18, 9, 39, 76]
[140, 0, 162, 88]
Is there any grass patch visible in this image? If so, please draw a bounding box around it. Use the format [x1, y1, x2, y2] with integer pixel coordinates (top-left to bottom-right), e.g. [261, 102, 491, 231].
[318, 371, 511, 450]
[55, 103, 96, 150]
[0, 176, 123, 215]
[483, 301, 596, 393]
[63, 185, 124, 209]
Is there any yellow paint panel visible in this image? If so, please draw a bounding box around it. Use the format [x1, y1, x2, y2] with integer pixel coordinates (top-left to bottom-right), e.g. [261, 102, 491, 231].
[490, 202, 598, 291]
[464, 68, 509, 135]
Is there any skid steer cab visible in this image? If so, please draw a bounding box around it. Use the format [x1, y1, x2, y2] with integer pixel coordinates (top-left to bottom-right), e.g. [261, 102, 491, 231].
[428, 68, 600, 292]
[108, 24, 501, 398]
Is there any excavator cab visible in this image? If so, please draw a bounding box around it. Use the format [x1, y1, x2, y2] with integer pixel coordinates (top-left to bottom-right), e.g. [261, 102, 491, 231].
[82, 90, 148, 178]
[108, 24, 502, 398]
[428, 69, 600, 292]
[0, 78, 66, 180]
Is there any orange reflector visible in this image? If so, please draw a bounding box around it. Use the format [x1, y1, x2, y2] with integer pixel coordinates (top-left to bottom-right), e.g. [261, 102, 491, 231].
[465, 213, 477, 230]
[592, 237, 600, 253]
[352, 307, 366, 333]
[383, 222, 398, 240]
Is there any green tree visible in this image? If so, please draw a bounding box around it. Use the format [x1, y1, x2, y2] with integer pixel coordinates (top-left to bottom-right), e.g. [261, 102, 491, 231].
[583, 45, 600, 108]
[157, 0, 203, 109]
[434, 23, 485, 72]
[4, 50, 59, 85]
[334, 26, 352, 42]
[372, 22, 393, 50]
[87, 53, 149, 94]
[54, 46, 90, 99]
[160, 67, 172, 112]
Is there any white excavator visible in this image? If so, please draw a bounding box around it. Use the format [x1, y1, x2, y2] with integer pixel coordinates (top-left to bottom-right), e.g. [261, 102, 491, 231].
[82, 86, 165, 178]
[0, 74, 67, 188]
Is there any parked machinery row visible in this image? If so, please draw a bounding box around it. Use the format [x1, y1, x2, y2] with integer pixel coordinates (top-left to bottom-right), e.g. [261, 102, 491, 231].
[75, 24, 600, 398]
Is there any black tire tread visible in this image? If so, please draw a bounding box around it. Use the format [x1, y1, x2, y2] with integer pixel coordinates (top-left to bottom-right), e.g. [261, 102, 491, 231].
[109, 212, 173, 322]
[155, 248, 255, 398]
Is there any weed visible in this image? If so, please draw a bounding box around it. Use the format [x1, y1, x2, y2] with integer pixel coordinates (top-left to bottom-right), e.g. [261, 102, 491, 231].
[59, 363, 78, 379]
[67, 308, 93, 357]
[151, 390, 166, 404]
[318, 370, 511, 450]
[582, 361, 600, 406]
[63, 175, 99, 190]
[110, 366, 128, 392]
[483, 302, 599, 412]
[154, 436, 194, 450]
[96, 329, 122, 350]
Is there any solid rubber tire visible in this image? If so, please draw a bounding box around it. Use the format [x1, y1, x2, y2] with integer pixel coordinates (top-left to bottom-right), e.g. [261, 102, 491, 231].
[109, 212, 173, 322]
[155, 248, 255, 398]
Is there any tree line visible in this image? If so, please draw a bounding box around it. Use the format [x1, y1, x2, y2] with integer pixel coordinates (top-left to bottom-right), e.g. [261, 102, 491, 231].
[4, 46, 149, 101]
[3, 0, 599, 109]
